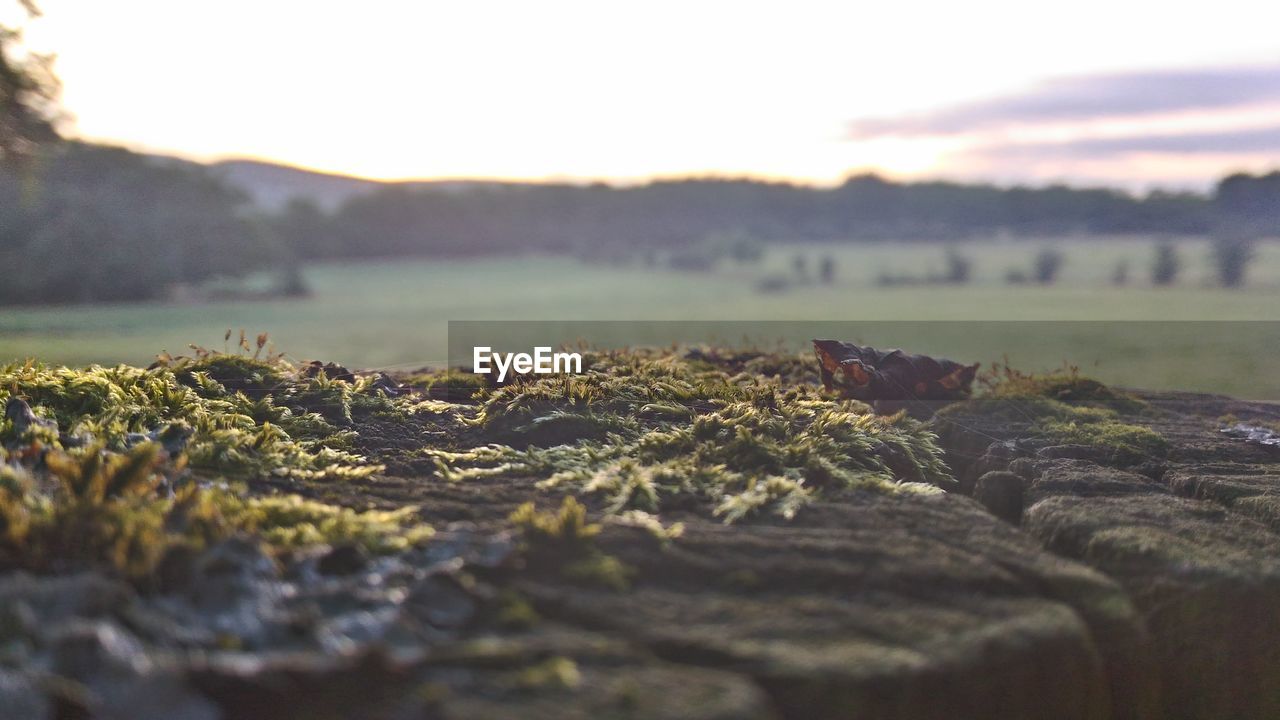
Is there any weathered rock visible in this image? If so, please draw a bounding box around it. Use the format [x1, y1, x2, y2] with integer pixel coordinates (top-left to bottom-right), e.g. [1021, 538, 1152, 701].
[4, 388, 1280, 719]
[517, 491, 1153, 720]
[974, 470, 1025, 523]
[0, 572, 135, 625]
[0, 670, 50, 720]
[317, 543, 370, 576]
[1018, 392, 1280, 719]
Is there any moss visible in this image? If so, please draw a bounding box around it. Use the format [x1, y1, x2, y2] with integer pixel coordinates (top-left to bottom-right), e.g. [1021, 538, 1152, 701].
[942, 365, 1166, 462]
[0, 444, 176, 578]
[217, 495, 434, 553]
[403, 369, 488, 402]
[1040, 420, 1169, 462]
[0, 351, 390, 482]
[0, 338, 438, 580]
[0, 441, 433, 580]
[434, 351, 952, 524]
[1219, 414, 1280, 434]
[562, 552, 634, 592]
[515, 656, 582, 691]
[495, 590, 541, 630]
[606, 509, 685, 543]
[177, 353, 291, 394]
[510, 496, 600, 547]
[938, 394, 1115, 425]
[1084, 527, 1220, 566]
[509, 498, 633, 591]
[983, 362, 1148, 414]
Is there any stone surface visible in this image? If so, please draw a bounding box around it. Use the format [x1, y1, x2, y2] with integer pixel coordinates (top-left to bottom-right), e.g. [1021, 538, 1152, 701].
[519, 491, 1150, 720]
[973, 470, 1025, 523]
[1015, 392, 1280, 720]
[4, 388, 1280, 718]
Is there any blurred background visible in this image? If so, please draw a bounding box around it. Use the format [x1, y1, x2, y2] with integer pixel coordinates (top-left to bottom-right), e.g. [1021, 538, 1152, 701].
[1, 1, 1278, 391]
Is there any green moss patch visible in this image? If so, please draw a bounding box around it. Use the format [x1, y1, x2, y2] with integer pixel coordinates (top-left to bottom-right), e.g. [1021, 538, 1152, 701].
[0, 340, 441, 580]
[431, 349, 952, 524]
[0, 442, 432, 581]
[983, 362, 1149, 414]
[0, 349, 398, 481]
[510, 497, 633, 591]
[941, 365, 1166, 462]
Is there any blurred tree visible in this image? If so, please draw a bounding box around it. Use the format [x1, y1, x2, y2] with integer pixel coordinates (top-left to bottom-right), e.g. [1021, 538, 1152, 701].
[1211, 236, 1254, 288]
[792, 253, 808, 280]
[818, 254, 835, 284]
[1032, 248, 1063, 284]
[0, 143, 273, 305]
[943, 247, 972, 284]
[1150, 242, 1180, 286]
[1111, 259, 1130, 286]
[1215, 172, 1280, 238]
[1, 1, 60, 167]
[270, 197, 340, 258]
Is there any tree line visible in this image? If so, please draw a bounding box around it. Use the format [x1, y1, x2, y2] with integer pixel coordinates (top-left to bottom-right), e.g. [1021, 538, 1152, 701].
[0, 143, 290, 305]
[1, 142, 1278, 306]
[276, 174, 1214, 263]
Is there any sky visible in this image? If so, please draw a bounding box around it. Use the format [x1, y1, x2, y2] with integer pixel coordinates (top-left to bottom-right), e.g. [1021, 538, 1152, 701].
[13, 0, 1280, 189]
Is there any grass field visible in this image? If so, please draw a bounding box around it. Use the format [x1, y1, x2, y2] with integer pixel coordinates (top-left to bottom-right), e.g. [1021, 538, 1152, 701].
[2, 237, 1278, 396]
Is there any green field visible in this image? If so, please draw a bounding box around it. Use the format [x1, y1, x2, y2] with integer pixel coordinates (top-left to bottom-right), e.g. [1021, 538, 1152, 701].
[2, 237, 1279, 396]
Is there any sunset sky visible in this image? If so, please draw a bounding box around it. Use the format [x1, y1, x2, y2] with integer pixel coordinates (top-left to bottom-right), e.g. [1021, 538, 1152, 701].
[14, 0, 1280, 188]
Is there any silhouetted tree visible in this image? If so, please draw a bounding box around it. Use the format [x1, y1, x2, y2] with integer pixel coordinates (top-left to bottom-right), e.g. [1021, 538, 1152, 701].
[944, 247, 972, 284]
[270, 198, 339, 258]
[1032, 249, 1064, 284]
[1111, 259, 1130, 286]
[0, 143, 272, 305]
[1, 1, 60, 168]
[1151, 242, 1180, 286]
[1211, 236, 1255, 288]
[1004, 268, 1029, 285]
[818, 255, 836, 284]
[792, 254, 808, 280]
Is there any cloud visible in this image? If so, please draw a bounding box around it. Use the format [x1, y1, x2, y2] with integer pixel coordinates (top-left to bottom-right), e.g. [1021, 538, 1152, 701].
[974, 124, 1280, 159]
[848, 65, 1280, 138]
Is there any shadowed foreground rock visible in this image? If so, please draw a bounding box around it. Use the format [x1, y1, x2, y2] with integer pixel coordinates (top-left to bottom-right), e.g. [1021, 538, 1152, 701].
[1011, 392, 1280, 720]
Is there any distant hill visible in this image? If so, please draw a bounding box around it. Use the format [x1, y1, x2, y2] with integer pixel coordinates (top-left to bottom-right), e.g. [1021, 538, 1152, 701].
[209, 160, 384, 211]
[209, 159, 517, 211]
